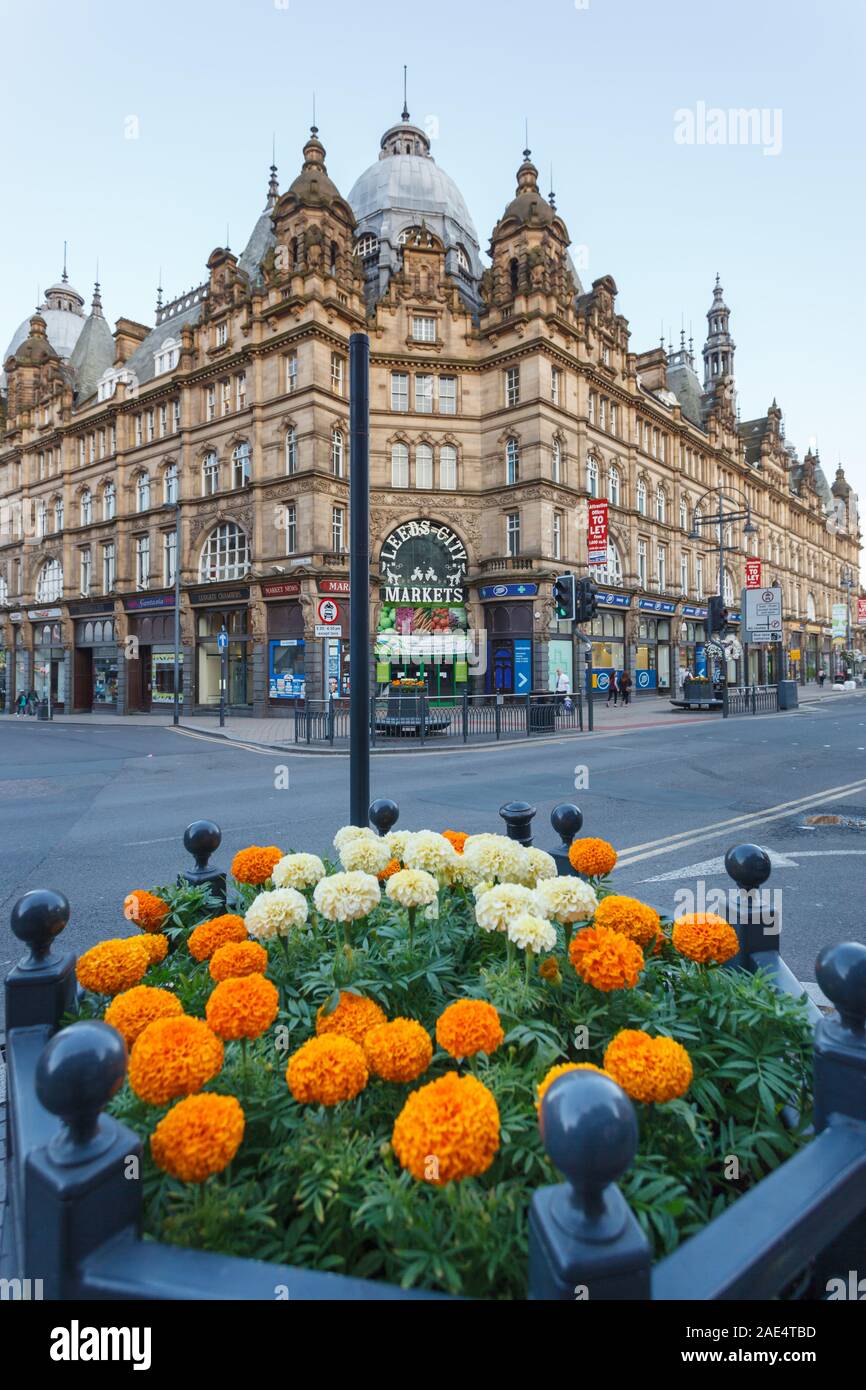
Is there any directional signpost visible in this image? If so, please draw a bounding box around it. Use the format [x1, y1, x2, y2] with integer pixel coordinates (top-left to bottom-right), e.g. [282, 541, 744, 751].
[217, 625, 228, 728]
[743, 587, 783, 643]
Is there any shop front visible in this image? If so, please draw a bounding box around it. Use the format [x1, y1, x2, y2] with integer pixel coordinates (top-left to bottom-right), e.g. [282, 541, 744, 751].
[803, 628, 821, 683]
[11, 614, 28, 707]
[123, 594, 180, 712]
[377, 520, 471, 701]
[588, 592, 629, 693]
[30, 609, 67, 711]
[478, 583, 537, 696]
[262, 580, 305, 708]
[72, 613, 117, 711]
[318, 579, 350, 701]
[635, 601, 676, 695]
[190, 584, 252, 710]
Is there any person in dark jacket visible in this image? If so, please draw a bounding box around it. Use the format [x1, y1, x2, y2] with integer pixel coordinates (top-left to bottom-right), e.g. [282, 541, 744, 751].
[619, 670, 632, 705]
[606, 670, 619, 706]
[16, 691, 27, 718]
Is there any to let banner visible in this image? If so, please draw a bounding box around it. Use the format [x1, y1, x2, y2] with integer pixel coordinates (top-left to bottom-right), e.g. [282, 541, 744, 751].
[858, 597, 866, 626]
[587, 499, 609, 565]
[745, 558, 762, 588]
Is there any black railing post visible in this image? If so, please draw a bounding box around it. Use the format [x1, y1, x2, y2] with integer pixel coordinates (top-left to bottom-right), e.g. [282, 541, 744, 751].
[549, 803, 584, 877]
[529, 1071, 651, 1300]
[419, 694, 426, 745]
[462, 690, 469, 744]
[495, 697, 501, 741]
[349, 331, 370, 826]
[499, 800, 536, 847]
[327, 700, 335, 746]
[180, 820, 226, 907]
[6, 890, 75, 1032]
[525, 691, 532, 736]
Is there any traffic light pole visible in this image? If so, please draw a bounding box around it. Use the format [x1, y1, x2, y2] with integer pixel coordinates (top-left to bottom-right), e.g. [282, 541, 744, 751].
[575, 626, 593, 730]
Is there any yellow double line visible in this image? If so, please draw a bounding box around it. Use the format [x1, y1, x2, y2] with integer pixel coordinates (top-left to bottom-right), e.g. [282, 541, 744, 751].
[616, 777, 866, 869]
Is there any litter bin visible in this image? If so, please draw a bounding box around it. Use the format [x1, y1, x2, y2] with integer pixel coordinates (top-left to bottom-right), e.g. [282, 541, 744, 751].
[37, 699, 50, 720]
[777, 679, 799, 710]
[529, 698, 557, 733]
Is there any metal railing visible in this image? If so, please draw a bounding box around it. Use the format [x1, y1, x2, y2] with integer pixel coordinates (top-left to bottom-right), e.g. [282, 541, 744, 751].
[724, 683, 779, 717]
[294, 691, 585, 747]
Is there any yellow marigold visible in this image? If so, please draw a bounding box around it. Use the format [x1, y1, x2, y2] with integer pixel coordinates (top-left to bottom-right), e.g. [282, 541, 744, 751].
[535, 1061, 610, 1111]
[672, 912, 739, 965]
[315, 991, 387, 1046]
[76, 937, 150, 996]
[569, 924, 644, 992]
[594, 895, 661, 948]
[209, 940, 269, 982]
[139, 933, 169, 966]
[104, 985, 184, 1045]
[603, 1029, 693, 1103]
[363, 1018, 433, 1083]
[286, 1034, 369, 1106]
[567, 837, 618, 878]
[435, 999, 504, 1060]
[151, 1093, 245, 1183]
[392, 1072, 500, 1185]
[378, 858, 402, 881]
[128, 1016, 224, 1105]
[230, 845, 283, 886]
[539, 956, 562, 985]
[188, 914, 248, 962]
[441, 829, 468, 853]
[205, 973, 279, 1041]
[123, 890, 170, 933]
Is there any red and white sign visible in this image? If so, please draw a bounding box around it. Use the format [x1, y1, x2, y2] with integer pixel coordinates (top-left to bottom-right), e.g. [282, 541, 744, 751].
[319, 579, 350, 595]
[745, 558, 762, 588]
[587, 499, 609, 565]
[317, 598, 339, 625]
[858, 597, 866, 626]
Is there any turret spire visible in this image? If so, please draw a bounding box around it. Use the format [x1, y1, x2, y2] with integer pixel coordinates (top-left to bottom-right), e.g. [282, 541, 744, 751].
[268, 133, 279, 207]
[402, 65, 409, 122]
[702, 271, 735, 391]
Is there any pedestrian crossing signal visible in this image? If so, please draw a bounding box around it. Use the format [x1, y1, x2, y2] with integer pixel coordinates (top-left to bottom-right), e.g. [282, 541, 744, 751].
[553, 574, 576, 621]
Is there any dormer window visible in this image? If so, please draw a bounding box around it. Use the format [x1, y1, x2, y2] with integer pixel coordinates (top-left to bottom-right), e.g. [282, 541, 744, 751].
[154, 338, 180, 375]
[411, 315, 436, 343]
[215, 322, 228, 348]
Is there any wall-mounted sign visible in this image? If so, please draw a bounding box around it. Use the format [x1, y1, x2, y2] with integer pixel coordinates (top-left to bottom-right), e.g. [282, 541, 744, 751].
[188, 585, 250, 606]
[261, 579, 301, 599]
[596, 591, 631, 609]
[857, 597, 866, 626]
[745, 558, 762, 588]
[9, 612, 23, 623]
[478, 583, 538, 599]
[832, 603, 848, 639]
[124, 593, 176, 611]
[316, 624, 342, 638]
[27, 608, 62, 621]
[681, 605, 708, 619]
[789, 647, 801, 661]
[67, 598, 115, 617]
[317, 598, 339, 625]
[319, 579, 350, 595]
[587, 499, 609, 565]
[379, 520, 467, 604]
[638, 598, 676, 614]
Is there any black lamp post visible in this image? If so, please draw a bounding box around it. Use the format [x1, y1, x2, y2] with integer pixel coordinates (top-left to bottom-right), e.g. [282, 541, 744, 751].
[688, 485, 758, 687]
[349, 333, 370, 826]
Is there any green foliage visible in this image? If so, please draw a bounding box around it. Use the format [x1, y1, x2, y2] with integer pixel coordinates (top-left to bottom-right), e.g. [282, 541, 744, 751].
[102, 872, 814, 1300]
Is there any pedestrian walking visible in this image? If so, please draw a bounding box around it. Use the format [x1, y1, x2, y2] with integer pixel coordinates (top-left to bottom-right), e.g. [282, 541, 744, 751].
[619, 670, 632, 706]
[818, 668, 826, 688]
[606, 670, 619, 706]
[16, 690, 27, 718]
[27, 689, 38, 716]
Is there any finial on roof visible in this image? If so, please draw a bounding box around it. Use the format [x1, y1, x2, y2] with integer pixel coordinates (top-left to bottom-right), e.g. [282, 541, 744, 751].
[268, 134, 279, 206]
[402, 65, 409, 122]
[156, 268, 163, 312]
[91, 270, 104, 319]
[62, 241, 68, 284]
[226, 223, 230, 250]
[549, 163, 556, 209]
[715, 271, 721, 288]
[312, 90, 317, 136]
[523, 116, 530, 162]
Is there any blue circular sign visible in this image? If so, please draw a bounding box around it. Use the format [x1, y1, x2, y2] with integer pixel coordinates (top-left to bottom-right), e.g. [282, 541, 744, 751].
[637, 671, 650, 688]
[596, 673, 610, 691]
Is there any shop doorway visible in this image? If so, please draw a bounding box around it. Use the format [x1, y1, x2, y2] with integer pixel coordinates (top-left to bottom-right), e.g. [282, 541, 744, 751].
[490, 641, 514, 693]
[73, 648, 93, 712]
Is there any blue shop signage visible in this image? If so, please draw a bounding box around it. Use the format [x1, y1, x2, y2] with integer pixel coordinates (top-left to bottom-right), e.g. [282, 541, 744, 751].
[681, 605, 707, 619]
[479, 582, 539, 599]
[596, 592, 631, 609]
[638, 598, 677, 614]
[635, 669, 658, 690]
[514, 638, 532, 693]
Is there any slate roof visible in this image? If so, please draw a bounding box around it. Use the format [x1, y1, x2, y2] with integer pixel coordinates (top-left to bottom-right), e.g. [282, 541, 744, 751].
[67, 308, 114, 404]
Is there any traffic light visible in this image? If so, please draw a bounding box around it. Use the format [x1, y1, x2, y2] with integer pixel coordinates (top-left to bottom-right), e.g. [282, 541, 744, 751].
[577, 577, 598, 623]
[552, 574, 576, 622]
[707, 595, 729, 636]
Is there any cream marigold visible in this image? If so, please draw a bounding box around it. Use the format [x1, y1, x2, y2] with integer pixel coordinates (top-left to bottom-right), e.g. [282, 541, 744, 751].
[188, 914, 248, 962]
[333, 824, 377, 854]
[535, 876, 599, 924]
[315, 990, 387, 1046]
[76, 937, 150, 996]
[402, 830, 459, 880]
[244, 888, 308, 942]
[535, 1061, 611, 1111]
[128, 1016, 224, 1105]
[436, 998, 504, 1059]
[506, 912, 557, 954]
[123, 891, 170, 933]
[104, 985, 184, 1046]
[383, 829, 412, 861]
[385, 867, 438, 909]
[205, 973, 279, 1041]
[339, 835, 393, 876]
[516, 847, 559, 887]
[672, 912, 739, 965]
[231, 845, 284, 885]
[363, 1018, 433, 1083]
[271, 852, 326, 891]
[567, 837, 618, 878]
[569, 924, 644, 992]
[594, 895, 661, 948]
[463, 834, 529, 885]
[151, 1093, 245, 1183]
[474, 882, 538, 934]
[313, 871, 381, 923]
[209, 940, 269, 982]
[392, 1072, 500, 1185]
[139, 933, 169, 966]
[286, 1034, 369, 1105]
[603, 1029, 693, 1103]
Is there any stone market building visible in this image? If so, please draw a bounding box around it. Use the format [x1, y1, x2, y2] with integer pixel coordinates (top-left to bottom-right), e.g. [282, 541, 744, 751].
[0, 108, 861, 715]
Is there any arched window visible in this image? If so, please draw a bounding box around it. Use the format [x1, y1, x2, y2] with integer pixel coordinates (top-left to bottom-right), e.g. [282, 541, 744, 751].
[232, 441, 251, 489]
[80, 488, 92, 525]
[455, 245, 470, 272]
[291, 236, 299, 270]
[285, 428, 297, 475]
[202, 451, 219, 495]
[608, 465, 620, 506]
[354, 233, 379, 260]
[163, 462, 178, 504]
[391, 443, 409, 488]
[416, 443, 433, 489]
[199, 522, 249, 582]
[586, 455, 599, 497]
[552, 438, 562, 484]
[806, 592, 816, 621]
[636, 478, 647, 516]
[54, 497, 64, 530]
[723, 570, 735, 606]
[136, 472, 151, 512]
[36, 558, 63, 602]
[329, 241, 338, 275]
[331, 428, 344, 477]
[598, 541, 623, 586]
[509, 258, 519, 293]
[506, 437, 520, 485]
[656, 485, 666, 522]
[102, 482, 116, 521]
[439, 445, 457, 490]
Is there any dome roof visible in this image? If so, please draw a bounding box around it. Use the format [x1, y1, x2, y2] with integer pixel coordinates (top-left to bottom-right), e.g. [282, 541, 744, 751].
[3, 275, 87, 377]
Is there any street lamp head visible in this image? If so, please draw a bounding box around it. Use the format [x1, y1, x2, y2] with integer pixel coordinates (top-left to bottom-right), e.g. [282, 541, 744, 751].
[687, 527, 701, 542]
[743, 519, 758, 536]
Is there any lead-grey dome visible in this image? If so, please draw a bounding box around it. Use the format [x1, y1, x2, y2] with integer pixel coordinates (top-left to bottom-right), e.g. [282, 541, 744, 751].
[348, 114, 483, 310]
[3, 275, 87, 382]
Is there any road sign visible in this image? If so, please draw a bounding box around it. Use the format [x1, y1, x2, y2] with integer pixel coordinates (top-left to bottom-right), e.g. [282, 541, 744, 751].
[789, 647, 801, 661]
[832, 603, 848, 639]
[315, 624, 342, 638]
[217, 630, 228, 653]
[587, 499, 608, 565]
[745, 558, 762, 588]
[743, 587, 782, 642]
[317, 598, 339, 625]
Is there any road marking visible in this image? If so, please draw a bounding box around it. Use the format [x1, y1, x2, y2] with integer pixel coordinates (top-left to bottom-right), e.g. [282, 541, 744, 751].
[640, 849, 802, 881]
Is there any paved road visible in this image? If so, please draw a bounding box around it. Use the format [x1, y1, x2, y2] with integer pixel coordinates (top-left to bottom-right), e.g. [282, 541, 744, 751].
[2, 696, 865, 1022]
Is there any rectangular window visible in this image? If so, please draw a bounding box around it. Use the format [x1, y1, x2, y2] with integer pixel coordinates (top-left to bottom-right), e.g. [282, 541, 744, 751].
[206, 385, 216, 422]
[391, 444, 409, 488]
[660, 433, 666, 462]
[38, 452, 45, 479]
[391, 371, 409, 412]
[236, 372, 246, 411]
[553, 510, 563, 560]
[439, 375, 457, 414]
[14, 558, 22, 595]
[159, 405, 167, 438]
[285, 353, 298, 393]
[284, 504, 296, 555]
[696, 554, 704, 597]
[173, 399, 181, 431]
[638, 539, 647, 588]
[331, 506, 345, 553]
[588, 392, 597, 426]
[79, 436, 87, 464]
[411, 314, 436, 342]
[145, 412, 154, 443]
[221, 380, 231, 416]
[415, 374, 433, 413]
[599, 398, 607, 431]
[330, 354, 345, 395]
[216, 322, 228, 347]
[610, 403, 618, 436]
[135, 536, 150, 590]
[416, 445, 433, 489]
[99, 429, 106, 458]
[657, 545, 666, 591]
[439, 445, 457, 490]
[506, 511, 521, 557]
[505, 366, 520, 407]
[89, 433, 96, 462]
[551, 367, 561, 405]
[680, 553, 689, 594]
[643, 423, 650, 452]
[506, 440, 520, 486]
[163, 531, 176, 588]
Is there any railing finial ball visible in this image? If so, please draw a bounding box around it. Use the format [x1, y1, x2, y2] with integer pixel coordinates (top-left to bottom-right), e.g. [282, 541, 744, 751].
[551, 804, 583, 847]
[724, 843, 771, 890]
[183, 820, 221, 870]
[540, 1070, 638, 1196]
[10, 889, 70, 968]
[35, 1020, 128, 1166]
[368, 799, 399, 835]
[815, 941, 866, 1034]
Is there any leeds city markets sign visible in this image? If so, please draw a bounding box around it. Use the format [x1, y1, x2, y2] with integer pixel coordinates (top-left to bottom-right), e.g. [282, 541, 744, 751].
[379, 520, 468, 605]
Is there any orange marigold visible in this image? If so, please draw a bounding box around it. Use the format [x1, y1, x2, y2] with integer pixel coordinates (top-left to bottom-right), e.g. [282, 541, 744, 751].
[104, 985, 184, 1046]
[567, 837, 618, 878]
[539, 956, 562, 985]
[378, 858, 402, 881]
[363, 1018, 433, 1083]
[672, 912, 739, 966]
[151, 1093, 245, 1183]
[441, 830, 468, 853]
[286, 1034, 369, 1106]
[76, 937, 150, 996]
[569, 924, 644, 992]
[435, 998, 504, 1060]
[535, 1061, 610, 1111]
[205, 973, 279, 1041]
[594, 894, 661, 948]
[188, 914, 248, 962]
[139, 933, 169, 966]
[603, 1029, 693, 1103]
[315, 991, 387, 1047]
[392, 1072, 500, 1185]
[230, 845, 283, 886]
[123, 890, 170, 933]
[209, 939, 269, 982]
[128, 1016, 224, 1105]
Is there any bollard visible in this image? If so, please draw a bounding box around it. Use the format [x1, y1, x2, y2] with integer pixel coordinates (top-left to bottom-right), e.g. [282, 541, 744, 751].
[26, 1021, 143, 1298]
[528, 1070, 651, 1300]
[180, 820, 226, 907]
[6, 889, 76, 1031]
[550, 803, 584, 877]
[500, 800, 536, 847]
[369, 798, 399, 836]
[724, 843, 774, 969]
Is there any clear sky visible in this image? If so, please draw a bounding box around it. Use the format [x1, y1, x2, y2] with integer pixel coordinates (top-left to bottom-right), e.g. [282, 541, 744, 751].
[1, 0, 863, 512]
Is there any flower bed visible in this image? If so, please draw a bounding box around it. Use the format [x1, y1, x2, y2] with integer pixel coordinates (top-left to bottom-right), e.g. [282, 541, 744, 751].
[72, 829, 814, 1299]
